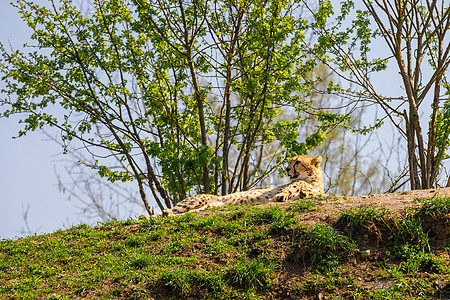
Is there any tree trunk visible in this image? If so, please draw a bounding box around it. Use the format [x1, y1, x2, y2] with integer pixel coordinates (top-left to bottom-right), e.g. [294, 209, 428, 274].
[178, 0, 210, 194]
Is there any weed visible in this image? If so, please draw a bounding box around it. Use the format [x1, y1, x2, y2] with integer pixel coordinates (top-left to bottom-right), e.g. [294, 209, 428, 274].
[162, 233, 196, 254]
[335, 205, 392, 243]
[212, 219, 247, 236]
[194, 214, 227, 231]
[46, 294, 70, 300]
[287, 198, 319, 213]
[387, 267, 436, 298]
[154, 254, 197, 266]
[415, 195, 450, 218]
[128, 255, 153, 270]
[416, 253, 446, 273]
[323, 267, 356, 289]
[338, 205, 388, 227]
[396, 251, 447, 274]
[224, 259, 275, 291]
[413, 196, 450, 246]
[123, 218, 137, 225]
[138, 216, 159, 229]
[390, 213, 430, 259]
[292, 224, 357, 272]
[124, 235, 144, 247]
[0, 239, 33, 256]
[174, 213, 196, 230]
[228, 230, 266, 247]
[1, 196, 448, 299]
[203, 238, 230, 256]
[71, 223, 91, 230]
[247, 239, 277, 258]
[146, 230, 163, 241]
[292, 273, 326, 297]
[156, 268, 225, 298]
[367, 288, 405, 299]
[245, 206, 298, 232]
[245, 206, 291, 225]
[100, 219, 124, 227]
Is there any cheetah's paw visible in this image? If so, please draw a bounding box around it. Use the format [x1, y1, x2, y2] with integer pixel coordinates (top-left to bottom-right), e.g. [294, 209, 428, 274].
[162, 208, 174, 217]
[272, 193, 289, 202]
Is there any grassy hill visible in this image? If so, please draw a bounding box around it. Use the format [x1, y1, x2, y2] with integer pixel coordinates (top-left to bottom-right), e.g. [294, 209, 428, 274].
[1, 190, 449, 299]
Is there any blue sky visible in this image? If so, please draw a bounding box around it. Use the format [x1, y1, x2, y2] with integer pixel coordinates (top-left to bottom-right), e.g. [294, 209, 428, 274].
[0, 0, 81, 240]
[1, 0, 444, 240]
[0, 0, 393, 240]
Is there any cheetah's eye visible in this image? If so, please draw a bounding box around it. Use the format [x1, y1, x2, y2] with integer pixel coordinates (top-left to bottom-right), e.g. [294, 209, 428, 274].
[286, 167, 291, 172]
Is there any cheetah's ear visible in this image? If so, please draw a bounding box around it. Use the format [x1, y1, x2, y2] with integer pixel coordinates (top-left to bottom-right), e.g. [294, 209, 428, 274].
[312, 155, 322, 167]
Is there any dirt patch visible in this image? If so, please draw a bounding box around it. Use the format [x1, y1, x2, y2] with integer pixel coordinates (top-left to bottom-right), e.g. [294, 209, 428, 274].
[288, 187, 449, 223]
[194, 187, 449, 216]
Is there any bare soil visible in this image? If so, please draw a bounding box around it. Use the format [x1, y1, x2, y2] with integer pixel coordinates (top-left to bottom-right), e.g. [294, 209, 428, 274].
[269, 187, 450, 222]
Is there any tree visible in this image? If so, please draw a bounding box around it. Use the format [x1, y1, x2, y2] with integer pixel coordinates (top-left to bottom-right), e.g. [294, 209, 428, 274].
[293, 63, 387, 196]
[364, 0, 450, 190]
[1, 0, 352, 213]
[302, 0, 450, 190]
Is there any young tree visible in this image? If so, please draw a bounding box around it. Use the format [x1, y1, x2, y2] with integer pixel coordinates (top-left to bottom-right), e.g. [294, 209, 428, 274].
[302, 0, 450, 190]
[364, 0, 450, 189]
[1, 0, 352, 213]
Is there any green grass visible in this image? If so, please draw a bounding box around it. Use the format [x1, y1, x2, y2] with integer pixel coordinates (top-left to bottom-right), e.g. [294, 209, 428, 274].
[224, 258, 276, 291]
[0, 195, 448, 299]
[155, 268, 226, 298]
[287, 197, 320, 213]
[291, 224, 358, 272]
[414, 194, 450, 218]
[334, 204, 393, 244]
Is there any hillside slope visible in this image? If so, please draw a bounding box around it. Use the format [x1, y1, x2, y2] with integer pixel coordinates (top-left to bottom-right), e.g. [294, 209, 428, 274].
[1, 189, 449, 299]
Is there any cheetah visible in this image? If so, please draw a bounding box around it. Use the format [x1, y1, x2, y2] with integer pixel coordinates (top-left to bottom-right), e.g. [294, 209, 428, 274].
[160, 155, 324, 216]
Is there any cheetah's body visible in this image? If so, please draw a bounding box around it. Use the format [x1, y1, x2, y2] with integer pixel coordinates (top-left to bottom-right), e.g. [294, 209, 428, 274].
[162, 155, 324, 216]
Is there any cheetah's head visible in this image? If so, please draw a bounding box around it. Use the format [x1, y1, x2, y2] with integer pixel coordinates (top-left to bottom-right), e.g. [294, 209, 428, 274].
[286, 155, 322, 182]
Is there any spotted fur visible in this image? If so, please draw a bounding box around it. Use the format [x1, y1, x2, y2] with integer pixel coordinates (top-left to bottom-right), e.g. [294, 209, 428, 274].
[161, 155, 324, 216]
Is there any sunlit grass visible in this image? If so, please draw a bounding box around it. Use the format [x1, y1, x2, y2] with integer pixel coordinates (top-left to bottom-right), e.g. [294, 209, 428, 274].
[0, 196, 448, 299]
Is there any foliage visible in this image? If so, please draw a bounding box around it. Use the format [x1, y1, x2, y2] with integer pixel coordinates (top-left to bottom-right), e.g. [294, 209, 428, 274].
[0, 0, 357, 213]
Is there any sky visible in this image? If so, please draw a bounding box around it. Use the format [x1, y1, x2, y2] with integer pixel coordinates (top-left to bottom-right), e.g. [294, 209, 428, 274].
[0, 0, 394, 240]
[0, 0, 84, 240]
[0, 0, 444, 240]
[0, 0, 151, 240]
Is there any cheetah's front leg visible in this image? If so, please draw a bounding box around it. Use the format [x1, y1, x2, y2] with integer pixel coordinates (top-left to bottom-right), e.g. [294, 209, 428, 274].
[272, 189, 309, 202]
